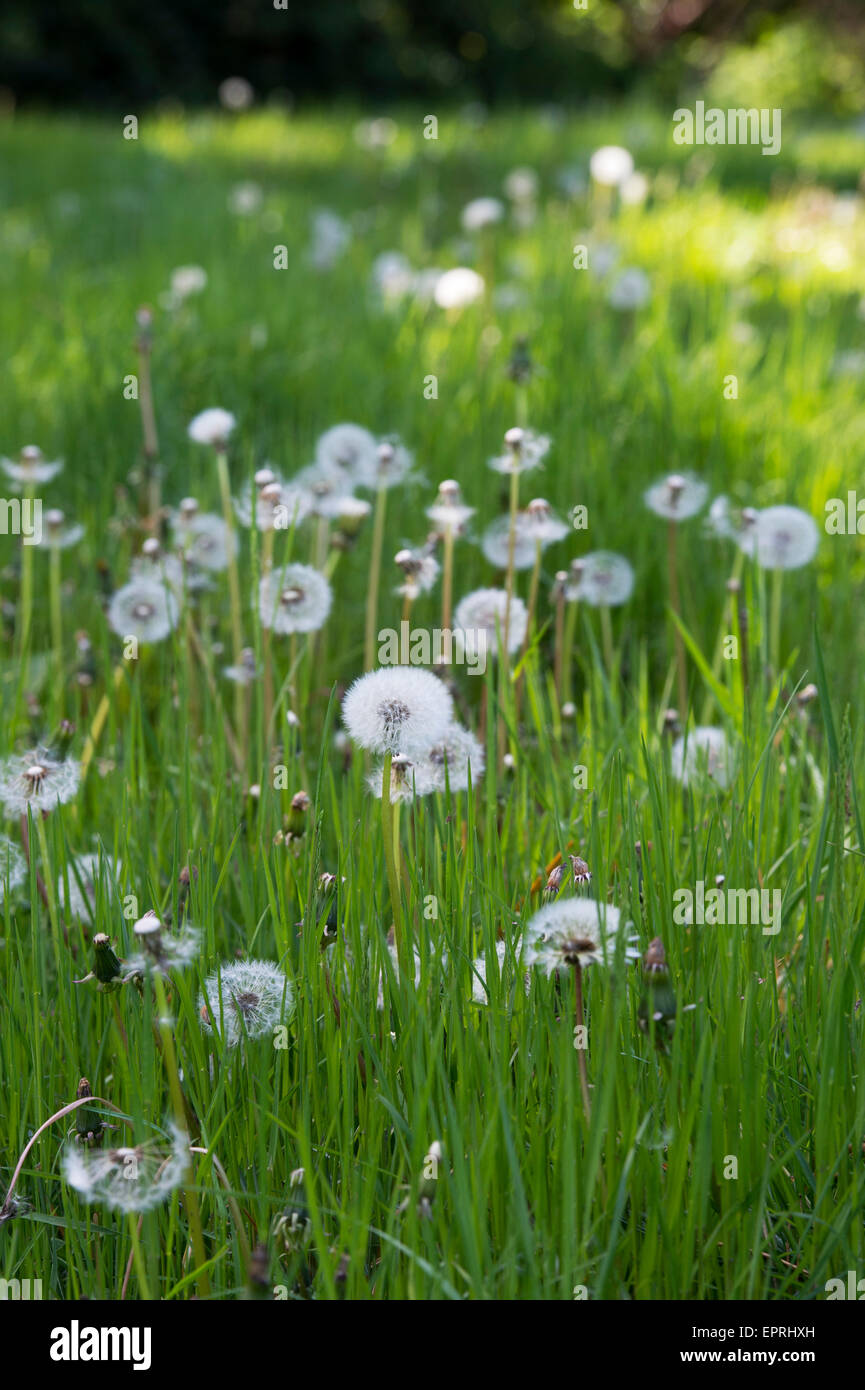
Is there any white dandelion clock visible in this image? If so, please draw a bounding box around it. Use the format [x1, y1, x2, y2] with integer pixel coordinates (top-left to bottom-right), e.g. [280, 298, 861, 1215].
[199, 959, 295, 1048]
[481, 516, 538, 571]
[130, 546, 187, 598]
[754, 506, 818, 571]
[62, 1122, 189, 1214]
[259, 564, 332, 635]
[0, 747, 81, 817]
[567, 552, 634, 607]
[1, 445, 63, 485]
[644, 472, 709, 521]
[426, 480, 475, 535]
[589, 145, 634, 188]
[414, 722, 485, 794]
[433, 267, 485, 309]
[671, 726, 733, 790]
[173, 511, 237, 572]
[235, 478, 312, 532]
[367, 754, 430, 805]
[358, 438, 415, 492]
[107, 578, 180, 645]
[170, 265, 207, 299]
[454, 588, 528, 660]
[124, 911, 201, 977]
[342, 668, 453, 755]
[394, 547, 440, 599]
[608, 267, 651, 311]
[315, 423, 378, 482]
[187, 408, 236, 448]
[461, 197, 505, 231]
[524, 897, 639, 976]
[0, 836, 26, 902]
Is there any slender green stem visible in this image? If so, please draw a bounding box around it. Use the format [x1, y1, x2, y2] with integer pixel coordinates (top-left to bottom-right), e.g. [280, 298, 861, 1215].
[667, 519, 687, 717]
[216, 449, 245, 749]
[574, 963, 592, 1125]
[364, 487, 387, 671]
[769, 568, 783, 680]
[380, 752, 406, 972]
[127, 1211, 152, 1299]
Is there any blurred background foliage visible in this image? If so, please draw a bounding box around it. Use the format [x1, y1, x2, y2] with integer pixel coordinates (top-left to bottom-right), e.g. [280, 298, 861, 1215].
[1, 0, 865, 112]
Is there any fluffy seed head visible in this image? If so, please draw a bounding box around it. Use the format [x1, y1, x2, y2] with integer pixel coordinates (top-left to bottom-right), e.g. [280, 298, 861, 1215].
[63, 1121, 189, 1213]
[259, 564, 332, 634]
[525, 897, 639, 974]
[566, 551, 634, 607]
[754, 505, 818, 571]
[454, 587, 528, 660]
[644, 472, 709, 521]
[671, 726, 733, 789]
[107, 578, 180, 644]
[199, 959, 295, 1048]
[342, 667, 453, 755]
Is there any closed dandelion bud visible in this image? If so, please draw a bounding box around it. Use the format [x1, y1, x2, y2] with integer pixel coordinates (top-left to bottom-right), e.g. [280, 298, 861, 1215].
[90, 933, 124, 990]
[544, 862, 566, 896]
[287, 790, 311, 839]
[569, 855, 592, 886]
[74, 1077, 106, 1147]
[638, 937, 677, 1042]
[275, 1168, 311, 1253]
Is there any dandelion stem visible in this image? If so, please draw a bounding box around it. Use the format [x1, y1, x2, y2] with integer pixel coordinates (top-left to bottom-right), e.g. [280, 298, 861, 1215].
[441, 526, 454, 632]
[667, 519, 687, 717]
[216, 448, 245, 746]
[574, 963, 592, 1126]
[127, 1211, 152, 1299]
[562, 598, 578, 709]
[151, 972, 210, 1299]
[380, 752, 406, 971]
[49, 545, 64, 711]
[769, 568, 783, 679]
[364, 487, 387, 671]
[600, 605, 614, 678]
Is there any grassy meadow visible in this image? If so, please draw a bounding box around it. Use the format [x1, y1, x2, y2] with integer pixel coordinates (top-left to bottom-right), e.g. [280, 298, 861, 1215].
[1, 105, 865, 1301]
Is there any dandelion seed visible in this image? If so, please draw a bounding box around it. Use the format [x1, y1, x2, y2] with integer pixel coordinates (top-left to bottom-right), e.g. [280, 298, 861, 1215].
[358, 438, 415, 493]
[62, 1121, 189, 1213]
[39, 509, 84, 549]
[0, 444, 63, 485]
[754, 505, 819, 570]
[0, 746, 80, 816]
[187, 408, 236, 448]
[433, 267, 485, 309]
[107, 578, 180, 644]
[524, 897, 639, 976]
[644, 472, 709, 521]
[342, 667, 453, 755]
[454, 587, 528, 660]
[218, 76, 254, 111]
[488, 427, 550, 476]
[461, 197, 505, 231]
[0, 836, 26, 902]
[589, 145, 634, 188]
[130, 546, 188, 597]
[199, 959, 295, 1048]
[671, 726, 733, 790]
[258, 563, 332, 635]
[471, 939, 530, 1004]
[566, 551, 634, 607]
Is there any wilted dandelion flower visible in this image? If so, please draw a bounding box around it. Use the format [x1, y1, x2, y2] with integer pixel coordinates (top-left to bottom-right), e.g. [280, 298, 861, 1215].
[525, 897, 639, 975]
[644, 472, 709, 521]
[454, 587, 528, 659]
[433, 267, 485, 309]
[620, 171, 650, 205]
[426, 479, 475, 535]
[57, 852, 120, 921]
[259, 564, 333, 635]
[342, 668, 453, 755]
[488, 427, 550, 476]
[0, 836, 26, 902]
[461, 197, 505, 231]
[368, 753, 428, 804]
[566, 551, 634, 607]
[671, 726, 733, 789]
[754, 505, 818, 570]
[315, 423, 378, 482]
[414, 722, 485, 793]
[107, 578, 180, 644]
[1, 444, 63, 485]
[608, 267, 651, 311]
[172, 511, 237, 572]
[170, 265, 207, 299]
[39, 509, 84, 549]
[62, 1121, 188, 1213]
[0, 746, 80, 816]
[589, 145, 634, 188]
[199, 959, 295, 1048]
[187, 408, 236, 448]
[358, 438, 415, 492]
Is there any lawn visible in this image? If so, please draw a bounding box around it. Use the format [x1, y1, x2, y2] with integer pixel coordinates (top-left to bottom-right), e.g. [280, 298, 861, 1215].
[1, 104, 864, 1301]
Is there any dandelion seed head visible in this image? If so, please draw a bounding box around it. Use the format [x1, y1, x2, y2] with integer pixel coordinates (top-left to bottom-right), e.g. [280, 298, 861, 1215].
[414, 722, 485, 793]
[525, 897, 639, 975]
[315, 423, 378, 482]
[480, 515, 537, 570]
[108, 578, 180, 644]
[342, 667, 453, 755]
[644, 472, 709, 521]
[566, 551, 634, 607]
[173, 511, 237, 572]
[461, 197, 505, 231]
[454, 587, 528, 659]
[199, 959, 295, 1048]
[0, 746, 80, 817]
[187, 408, 236, 447]
[754, 505, 818, 570]
[589, 145, 634, 188]
[63, 1121, 189, 1213]
[394, 546, 440, 598]
[671, 726, 733, 789]
[259, 564, 332, 635]
[706, 496, 760, 556]
[433, 267, 485, 309]
[40, 509, 84, 549]
[488, 428, 550, 475]
[1, 445, 63, 484]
